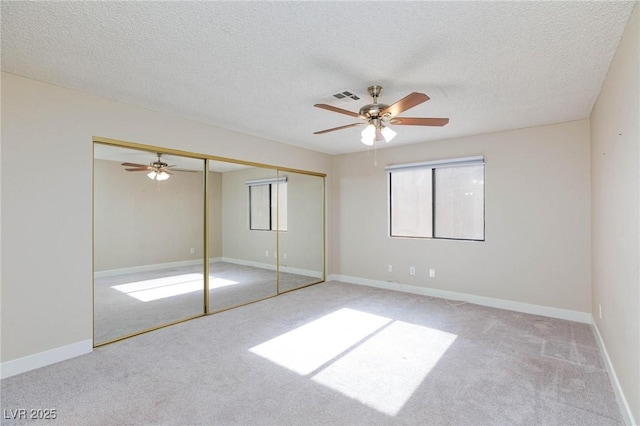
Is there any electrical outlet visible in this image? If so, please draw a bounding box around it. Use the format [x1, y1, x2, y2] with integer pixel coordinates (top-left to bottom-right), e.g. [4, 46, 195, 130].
[409, 266, 416, 275]
[388, 265, 393, 272]
[265, 250, 269, 257]
[284, 253, 288, 260]
[598, 303, 602, 319]
[190, 248, 195, 254]
[429, 269, 435, 278]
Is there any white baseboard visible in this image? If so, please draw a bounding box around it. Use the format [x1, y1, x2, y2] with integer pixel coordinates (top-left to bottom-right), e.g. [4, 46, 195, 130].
[327, 274, 592, 323]
[592, 322, 637, 426]
[96, 258, 322, 280]
[221, 257, 323, 279]
[220, 256, 276, 271]
[94, 259, 203, 279]
[1, 339, 93, 380]
[280, 265, 324, 279]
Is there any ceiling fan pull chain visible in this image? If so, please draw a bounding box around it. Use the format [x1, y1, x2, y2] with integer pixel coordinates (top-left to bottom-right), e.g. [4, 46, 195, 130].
[374, 143, 378, 167]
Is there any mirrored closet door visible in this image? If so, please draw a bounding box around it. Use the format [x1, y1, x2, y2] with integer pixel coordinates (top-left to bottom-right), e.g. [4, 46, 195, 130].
[93, 143, 205, 344]
[277, 171, 325, 292]
[208, 160, 278, 312]
[94, 139, 326, 346]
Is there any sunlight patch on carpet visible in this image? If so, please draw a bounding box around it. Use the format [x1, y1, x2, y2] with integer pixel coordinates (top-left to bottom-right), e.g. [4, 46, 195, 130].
[112, 274, 208, 302]
[112, 274, 239, 302]
[312, 320, 457, 416]
[249, 308, 391, 375]
[249, 307, 456, 416]
[209, 277, 241, 290]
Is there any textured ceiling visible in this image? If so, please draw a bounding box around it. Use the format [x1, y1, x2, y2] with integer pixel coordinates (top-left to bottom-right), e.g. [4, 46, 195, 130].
[1, 1, 635, 155]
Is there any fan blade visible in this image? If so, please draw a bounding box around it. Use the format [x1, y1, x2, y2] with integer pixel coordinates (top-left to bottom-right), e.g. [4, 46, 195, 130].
[391, 117, 449, 127]
[162, 169, 173, 175]
[121, 162, 149, 167]
[314, 122, 365, 134]
[314, 104, 360, 118]
[380, 92, 430, 118]
[125, 167, 151, 171]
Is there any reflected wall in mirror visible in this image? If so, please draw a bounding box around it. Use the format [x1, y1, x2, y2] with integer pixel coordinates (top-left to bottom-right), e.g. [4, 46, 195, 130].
[277, 171, 325, 292]
[208, 161, 278, 312]
[93, 143, 205, 344]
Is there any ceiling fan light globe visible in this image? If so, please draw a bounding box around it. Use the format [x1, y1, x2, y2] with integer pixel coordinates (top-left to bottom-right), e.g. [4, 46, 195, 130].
[381, 126, 397, 143]
[361, 124, 375, 139]
[147, 170, 170, 181]
[361, 136, 374, 146]
[360, 123, 376, 145]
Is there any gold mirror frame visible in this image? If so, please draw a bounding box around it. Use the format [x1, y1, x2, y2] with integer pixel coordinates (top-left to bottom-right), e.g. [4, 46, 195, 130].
[92, 136, 326, 346]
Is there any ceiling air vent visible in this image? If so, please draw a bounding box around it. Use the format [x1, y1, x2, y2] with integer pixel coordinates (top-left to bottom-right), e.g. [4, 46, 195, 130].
[322, 90, 362, 106]
[332, 90, 360, 101]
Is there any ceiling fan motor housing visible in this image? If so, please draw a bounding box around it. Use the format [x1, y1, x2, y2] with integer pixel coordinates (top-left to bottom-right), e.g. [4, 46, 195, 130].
[151, 153, 168, 169]
[359, 85, 390, 124]
[359, 103, 390, 120]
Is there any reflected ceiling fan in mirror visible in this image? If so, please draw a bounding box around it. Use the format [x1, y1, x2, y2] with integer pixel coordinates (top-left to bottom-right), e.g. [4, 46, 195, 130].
[120, 152, 194, 181]
[314, 85, 449, 146]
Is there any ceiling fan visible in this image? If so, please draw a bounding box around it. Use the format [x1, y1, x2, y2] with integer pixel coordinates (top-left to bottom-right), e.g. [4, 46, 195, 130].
[121, 152, 192, 181]
[314, 85, 449, 145]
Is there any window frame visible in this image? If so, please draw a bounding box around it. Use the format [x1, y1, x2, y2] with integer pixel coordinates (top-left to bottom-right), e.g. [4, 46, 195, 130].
[247, 177, 287, 232]
[387, 156, 485, 242]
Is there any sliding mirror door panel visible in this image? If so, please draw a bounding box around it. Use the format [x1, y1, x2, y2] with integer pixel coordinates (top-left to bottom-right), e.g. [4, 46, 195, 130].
[277, 171, 324, 292]
[93, 144, 205, 344]
[209, 161, 278, 312]
[94, 141, 325, 345]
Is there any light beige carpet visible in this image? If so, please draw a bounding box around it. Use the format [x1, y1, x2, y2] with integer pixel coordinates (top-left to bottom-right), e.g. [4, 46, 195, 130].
[1, 281, 623, 425]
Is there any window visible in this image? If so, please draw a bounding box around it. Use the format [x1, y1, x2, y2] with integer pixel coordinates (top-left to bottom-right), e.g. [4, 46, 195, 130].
[387, 157, 484, 241]
[249, 184, 271, 230]
[247, 177, 287, 231]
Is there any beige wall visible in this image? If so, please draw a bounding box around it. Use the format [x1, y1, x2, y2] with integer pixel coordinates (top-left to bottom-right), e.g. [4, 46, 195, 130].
[209, 171, 223, 259]
[0, 72, 331, 363]
[94, 159, 205, 271]
[332, 119, 591, 312]
[591, 3, 639, 423]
